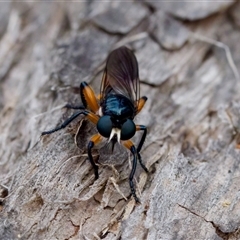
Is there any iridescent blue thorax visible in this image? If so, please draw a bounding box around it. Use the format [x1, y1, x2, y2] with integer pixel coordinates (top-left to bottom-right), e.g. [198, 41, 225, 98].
[101, 94, 135, 125]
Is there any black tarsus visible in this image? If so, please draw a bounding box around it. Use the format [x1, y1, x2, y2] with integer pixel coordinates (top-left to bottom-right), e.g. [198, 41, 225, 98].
[64, 103, 85, 110]
[137, 125, 148, 173]
[129, 145, 140, 203]
[41, 110, 88, 135]
[87, 141, 99, 180]
[80, 82, 88, 108]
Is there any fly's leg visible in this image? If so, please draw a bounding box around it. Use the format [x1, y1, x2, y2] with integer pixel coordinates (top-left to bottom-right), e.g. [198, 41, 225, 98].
[136, 125, 148, 173]
[64, 81, 100, 111]
[123, 140, 140, 203]
[42, 110, 99, 135]
[80, 82, 99, 112]
[136, 96, 147, 114]
[88, 134, 102, 179]
[64, 104, 85, 110]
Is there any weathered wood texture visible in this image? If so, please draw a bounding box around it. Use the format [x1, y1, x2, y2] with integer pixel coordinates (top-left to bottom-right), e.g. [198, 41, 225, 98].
[1, 1, 240, 240]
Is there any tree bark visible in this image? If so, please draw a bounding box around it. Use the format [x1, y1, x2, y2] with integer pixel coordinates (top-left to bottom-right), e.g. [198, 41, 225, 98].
[1, 1, 240, 240]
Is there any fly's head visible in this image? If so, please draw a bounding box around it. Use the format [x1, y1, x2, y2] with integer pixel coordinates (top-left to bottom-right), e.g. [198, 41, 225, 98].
[96, 115, 136, 144]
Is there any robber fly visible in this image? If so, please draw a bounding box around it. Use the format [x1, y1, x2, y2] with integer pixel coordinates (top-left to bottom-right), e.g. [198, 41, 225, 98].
[42, 46, 148, 202]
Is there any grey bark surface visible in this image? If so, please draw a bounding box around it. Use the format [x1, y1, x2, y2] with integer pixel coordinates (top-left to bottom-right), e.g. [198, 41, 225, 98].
[1, 1, 240, 240]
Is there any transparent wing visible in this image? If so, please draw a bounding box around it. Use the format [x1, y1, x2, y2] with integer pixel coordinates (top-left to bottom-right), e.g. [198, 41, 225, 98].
[100, 46, 140, 104]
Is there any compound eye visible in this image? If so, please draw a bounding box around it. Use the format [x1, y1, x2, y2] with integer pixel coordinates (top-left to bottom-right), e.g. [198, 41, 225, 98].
[121, 119, 136, 140]
[97, 116, 112, 138]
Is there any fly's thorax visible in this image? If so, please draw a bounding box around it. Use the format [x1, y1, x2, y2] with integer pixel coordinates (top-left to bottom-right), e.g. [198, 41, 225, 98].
[101, 94, 135, 121]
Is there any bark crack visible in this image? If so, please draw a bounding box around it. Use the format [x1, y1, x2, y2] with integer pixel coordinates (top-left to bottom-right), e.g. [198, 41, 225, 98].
[177, 204, 239, 240]
[67, 220, 80, 240]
